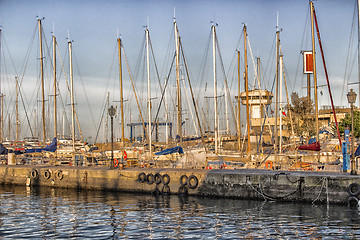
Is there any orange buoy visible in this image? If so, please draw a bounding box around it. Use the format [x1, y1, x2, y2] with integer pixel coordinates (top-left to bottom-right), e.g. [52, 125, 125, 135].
[265, 160, 273, 170]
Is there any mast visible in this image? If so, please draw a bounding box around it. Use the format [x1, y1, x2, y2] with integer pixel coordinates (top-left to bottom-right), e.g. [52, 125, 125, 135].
[243, 25, 250, 155]
[165, 77, 169, 145]
[237, 50, 241, 151]
[274, 29, 280, 160]
[15, 76, 19, 143]
[310, 1, 319, 142]
[279, 55, 283, 153]
[212, 25, 218, 154]
[68, 40, 75, 153]
[146, 27, 152, 159]
[0, 28, 2, 143]
[0, 94, 3, 143]
[38, 18, 46, 144]
[53, 35, 57, 139]
[175, 19, 182, 146]
[358, 0, 360, 108]
[118, 37, 124, 143]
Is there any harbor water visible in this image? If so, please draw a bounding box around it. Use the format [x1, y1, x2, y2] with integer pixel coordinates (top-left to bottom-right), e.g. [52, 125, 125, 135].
[0, 185, 360, 239]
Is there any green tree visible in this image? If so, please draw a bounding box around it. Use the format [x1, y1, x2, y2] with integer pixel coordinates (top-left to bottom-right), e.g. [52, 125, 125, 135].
[338, 110, 360, 138]
[285, 92, 315, 138]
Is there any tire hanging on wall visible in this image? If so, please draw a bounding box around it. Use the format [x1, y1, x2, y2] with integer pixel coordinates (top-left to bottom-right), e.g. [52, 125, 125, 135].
[187, 175, 198, 189]
[161, 174, 170, 185]
[154, 173, 162, 185]
[138, 172, 146, 183]
[179, 175, 188, 186]
[44, 170, 51, 179]
[348, 183, 360, 196]
[146, 173, 154, 185]
[30, 169, 38, 179]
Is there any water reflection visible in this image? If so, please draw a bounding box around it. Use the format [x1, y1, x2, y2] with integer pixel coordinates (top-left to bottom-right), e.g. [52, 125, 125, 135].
[0, 185, 360, 239]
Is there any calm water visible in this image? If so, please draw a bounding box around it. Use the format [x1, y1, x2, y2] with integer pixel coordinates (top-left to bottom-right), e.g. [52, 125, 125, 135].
[0, 185, 360, 239]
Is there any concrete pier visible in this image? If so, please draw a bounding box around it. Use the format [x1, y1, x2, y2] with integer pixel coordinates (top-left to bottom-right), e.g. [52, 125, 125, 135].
[0, 165, 359, 205]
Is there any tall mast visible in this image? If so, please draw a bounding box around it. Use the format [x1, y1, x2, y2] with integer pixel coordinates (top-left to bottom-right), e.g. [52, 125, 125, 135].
[146, 27, 152, 159]
[15, 76, 19, 143]
[358, 0, 360, 108]
[53, 35, 57, 139]
[274, 30, 280, 160]
[0, 28, 2, 143]
[237, 50, 241, 151]
[118, 37, 124, 143]
[243, 25, 250, 155]
[279, 55, 283, 153]
[68, 40, 75, 153]
[212, 25, 218, 154]
[310, 1, 319, 142]
[0, 94, 3, 143]
[38, 18, 46, 144]
[174, 19, 182, 146]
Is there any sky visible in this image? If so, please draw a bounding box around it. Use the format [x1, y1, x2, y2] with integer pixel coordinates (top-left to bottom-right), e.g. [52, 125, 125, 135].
[0, 0, 358, 143]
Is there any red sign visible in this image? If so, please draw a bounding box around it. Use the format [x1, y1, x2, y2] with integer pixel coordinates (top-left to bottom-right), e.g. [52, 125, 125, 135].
[303, 51, 313, 74]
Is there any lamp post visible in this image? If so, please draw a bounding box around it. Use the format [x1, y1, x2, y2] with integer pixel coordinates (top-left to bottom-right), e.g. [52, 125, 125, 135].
[347, 89, 357, 175]
[108, 105, 116, 169]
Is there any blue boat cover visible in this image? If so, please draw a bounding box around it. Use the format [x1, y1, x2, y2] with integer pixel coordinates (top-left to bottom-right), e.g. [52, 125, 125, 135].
[308, 138, 317, 144]
[155, 146, 184, 155]
[355, 145, 360, 157]
[25, 137, 57, 153]
[0, 144, 8, 155]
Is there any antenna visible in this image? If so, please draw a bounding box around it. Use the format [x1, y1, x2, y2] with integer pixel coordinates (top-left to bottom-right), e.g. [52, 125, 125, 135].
[174, 8, 176, 20]
[52, 22, 55, 35]
[276, 11, 279, 31]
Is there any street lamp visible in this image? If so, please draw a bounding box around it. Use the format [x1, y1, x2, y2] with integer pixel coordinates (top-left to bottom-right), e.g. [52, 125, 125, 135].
[108, 105, 116, 169]
[347, 89, 357, 175]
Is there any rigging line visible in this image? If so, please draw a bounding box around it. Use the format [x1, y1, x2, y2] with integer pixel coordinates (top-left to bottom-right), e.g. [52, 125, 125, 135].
[73, 53, 97, 133]
[17, 77, 34, 137]
[148, 35, 163, 93]
[196, 28, 212, 99]
[294, 4, 311, 93]
[341, 2, 357, 105]
[18, 23, 38, 80]
[151, 52, 175, 135]
[94, 100, 107, 142]
[94, 41, 117, 138]
[122, 46, 148, 142]
[134, 34, 146, 83]
[313, 6, 342, 146]
[257, 75, 276, 152]
[55, 42, 71, 134]
[215, 35, 237, 133]
[2, 34, 20, 75]
[180, 38, 205, 142]
[247, 36, 274, 151]
[280, 47, 296, 150]
[263, 34, 276, 91]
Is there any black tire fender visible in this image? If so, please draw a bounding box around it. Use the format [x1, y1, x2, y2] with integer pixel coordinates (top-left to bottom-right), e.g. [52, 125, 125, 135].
[349, 183, 360, 196]
[187, 175, 198, 189]
[161, 174, 170, 185]
[179, 175, 188, 186]
[30, 169, 38, 179]
[44, 170, 51, 179]
[138, 172, 146, 183]
[154, 173, 162, 185]
[57, 170, 63, 180]
[146, 173, 154, 185]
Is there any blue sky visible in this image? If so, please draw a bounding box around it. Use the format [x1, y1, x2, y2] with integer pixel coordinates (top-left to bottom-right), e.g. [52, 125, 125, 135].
[0, 0, 358, 142]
